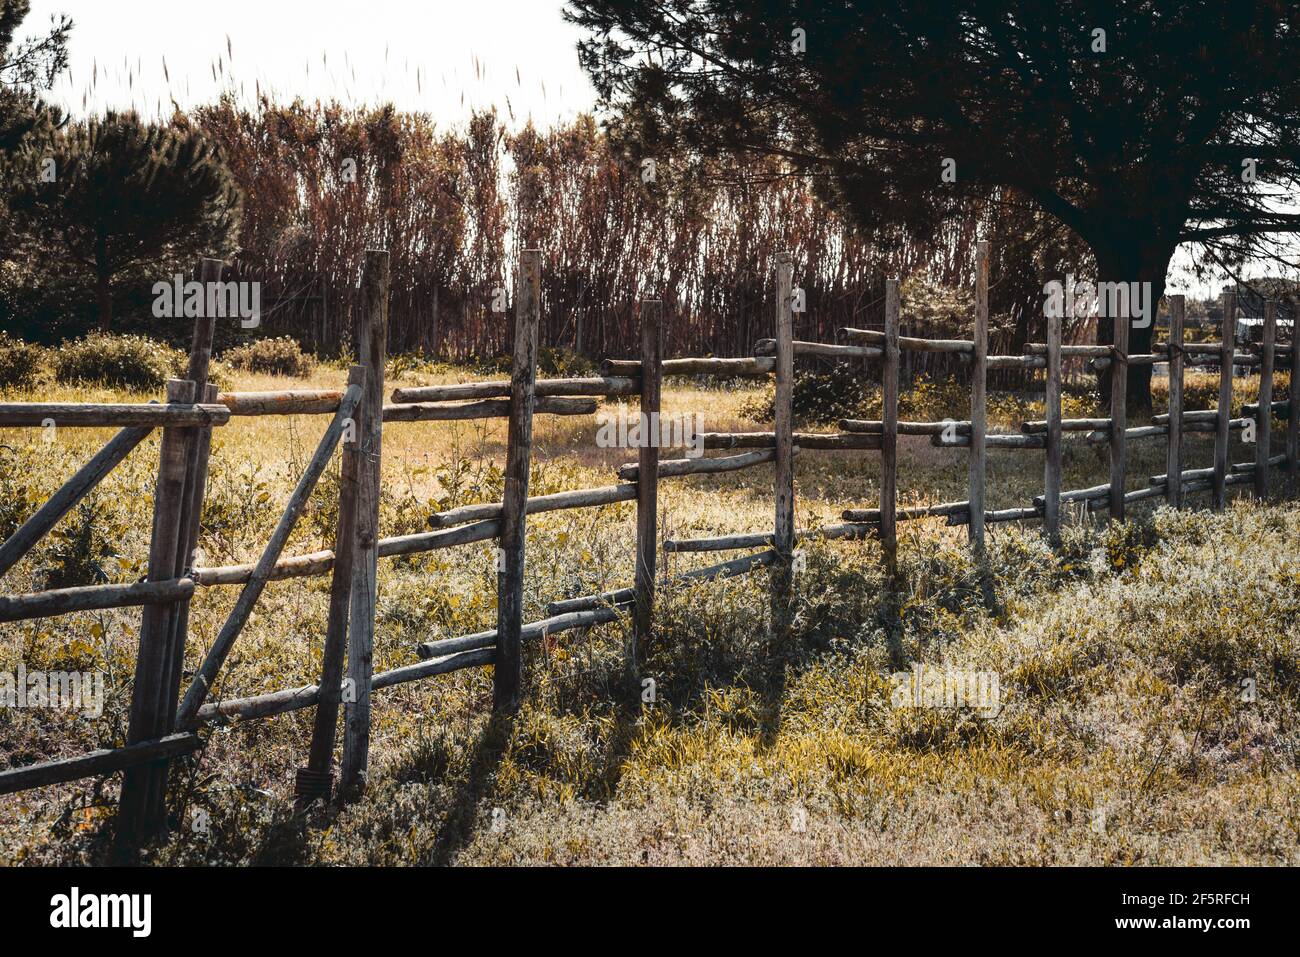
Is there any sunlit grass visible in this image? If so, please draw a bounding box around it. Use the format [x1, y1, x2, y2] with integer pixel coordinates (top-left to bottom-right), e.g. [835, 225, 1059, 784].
[1, 365, 1296, 865]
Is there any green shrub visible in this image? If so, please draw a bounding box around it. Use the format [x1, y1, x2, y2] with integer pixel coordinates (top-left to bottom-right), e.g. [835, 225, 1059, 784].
[39, 498, 115, 591]
[740, 363, 876, 426]
[223, 336, 315, 377]
[53, 333, 186, 391]
[474, 347, 595, 379]
[0, 332, 44, 388]
[537, 346, 596, 378]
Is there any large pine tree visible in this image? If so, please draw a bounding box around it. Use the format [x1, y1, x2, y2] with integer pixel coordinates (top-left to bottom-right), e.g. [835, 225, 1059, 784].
[9, 112, 243, 330]
[567, 0, 1300, 409]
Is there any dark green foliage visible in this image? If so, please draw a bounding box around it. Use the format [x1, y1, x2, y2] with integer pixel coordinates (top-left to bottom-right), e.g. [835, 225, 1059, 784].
[741, 363, 874, 427]
[6, 111, 242, 331]
[566, 0, 1300, 408]
[39, 498, 112, 590]
[52, 332, 186, 391]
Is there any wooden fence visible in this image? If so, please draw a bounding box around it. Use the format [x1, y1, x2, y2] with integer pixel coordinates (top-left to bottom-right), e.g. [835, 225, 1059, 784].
[1, 244, 1296, 856]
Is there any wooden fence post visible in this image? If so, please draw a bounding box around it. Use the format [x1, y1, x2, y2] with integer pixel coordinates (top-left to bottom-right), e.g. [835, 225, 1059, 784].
[1044, 304, 1062, 543]
[158, 257, 223, 811]
[880, 278, 899, 575]
[116, 377, 196, 854]
[493, 249, 540, 714]
[300, 363, 366, 809]
[633, 300, 662, 680]
[1214, 291, 1236, 511]
[771, 252, 795, 640]
[1289, 320, 1300, 497]
[1108, 297, 1129, 523]
[968, 241, 989, 552]
[340, 250, 388, 798]
[1166, 295, 1186, 508]
[1256, 300, 1276, 499]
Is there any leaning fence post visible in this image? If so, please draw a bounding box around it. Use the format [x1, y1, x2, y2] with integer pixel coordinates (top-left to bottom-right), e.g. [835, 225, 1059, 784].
[633, 299, 662, 681]
[340, 250, 388, 798]
[1166, 295, 1186, 508]
[300, 364, 366, 809]
[968, 241, 989, 552]
[1214, 291, 1236, 511]
[493, 249, 540, 714]
[116, 377, 196, 854]
[1256, 300, 1276, 499]
[771, 252, 795, 640]
[159, 256, 223, 807]
[1288, 319, 1299, 497]
[880, 278, 899, 576]
[1044, 303, 1062, 543]
[1108, 299, 1129, 523]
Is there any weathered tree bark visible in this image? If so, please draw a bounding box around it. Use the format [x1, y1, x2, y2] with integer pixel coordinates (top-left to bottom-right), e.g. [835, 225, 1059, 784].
[95, 257, 113, 332]
[1091, 234, 1176, 414]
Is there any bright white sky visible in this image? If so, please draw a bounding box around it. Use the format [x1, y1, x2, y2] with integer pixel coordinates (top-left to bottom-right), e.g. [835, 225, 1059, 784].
[27, 0, 598, 127]
[18, 0, 1268, 297]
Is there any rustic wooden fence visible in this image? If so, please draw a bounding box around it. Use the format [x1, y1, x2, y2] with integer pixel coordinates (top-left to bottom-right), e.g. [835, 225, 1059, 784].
[1, 244, 1295, 856]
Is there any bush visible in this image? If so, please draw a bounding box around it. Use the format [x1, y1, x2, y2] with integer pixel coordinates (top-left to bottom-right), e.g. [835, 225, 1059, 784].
[537, 346, 596, 378]
[223, 336, 314, 377]
[0, 332, 44, 388]
[739, 363, 875, 426]
[474, 347, 595, 379]
[53, 333, 186, 391]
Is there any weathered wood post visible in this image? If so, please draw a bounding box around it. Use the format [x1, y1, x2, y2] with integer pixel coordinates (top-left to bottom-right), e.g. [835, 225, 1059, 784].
[771, 252, 795, 640]
[159, 257, 223, 812]
[116, 377, 196, 853]
[1289, 322, 1300, 497]
[1214, 291, 1236, 511]
[493, 249, 540, 714]
[632, 299, 662, 680]
[1044, 302, 1062, 543]
[1256, 300, 1276, 499]
[299, 363, 366, 809]
[968, 241, 989, 552]
[880, 278, 899, 576]
[340, 250, 388, 798]
[1166, 295, 1186, 508]
[1108, 293, 1129, 523]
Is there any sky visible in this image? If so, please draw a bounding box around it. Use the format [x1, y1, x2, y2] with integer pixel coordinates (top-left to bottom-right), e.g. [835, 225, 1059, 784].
[27, 0, 598, 127]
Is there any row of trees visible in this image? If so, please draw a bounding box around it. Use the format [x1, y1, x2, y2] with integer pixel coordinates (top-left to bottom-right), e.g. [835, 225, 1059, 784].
[0, 1, 1083, 368]
[2, 92, 1081, 365]
[7, 0, 1299, 410]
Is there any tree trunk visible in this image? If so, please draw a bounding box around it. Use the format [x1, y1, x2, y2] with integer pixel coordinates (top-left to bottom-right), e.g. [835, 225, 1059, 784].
[1092, 239, 1175, 415]
[95, 270, 113, 332]
[95, 240, 113, 332]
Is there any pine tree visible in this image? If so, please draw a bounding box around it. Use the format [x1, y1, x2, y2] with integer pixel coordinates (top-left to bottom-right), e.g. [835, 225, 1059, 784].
[0, 0, 70, 157]
[9, 111, 243, 330]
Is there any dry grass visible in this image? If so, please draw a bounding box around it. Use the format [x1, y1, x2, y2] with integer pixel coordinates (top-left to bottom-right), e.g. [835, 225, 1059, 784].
[1, 365, 1297, 865]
